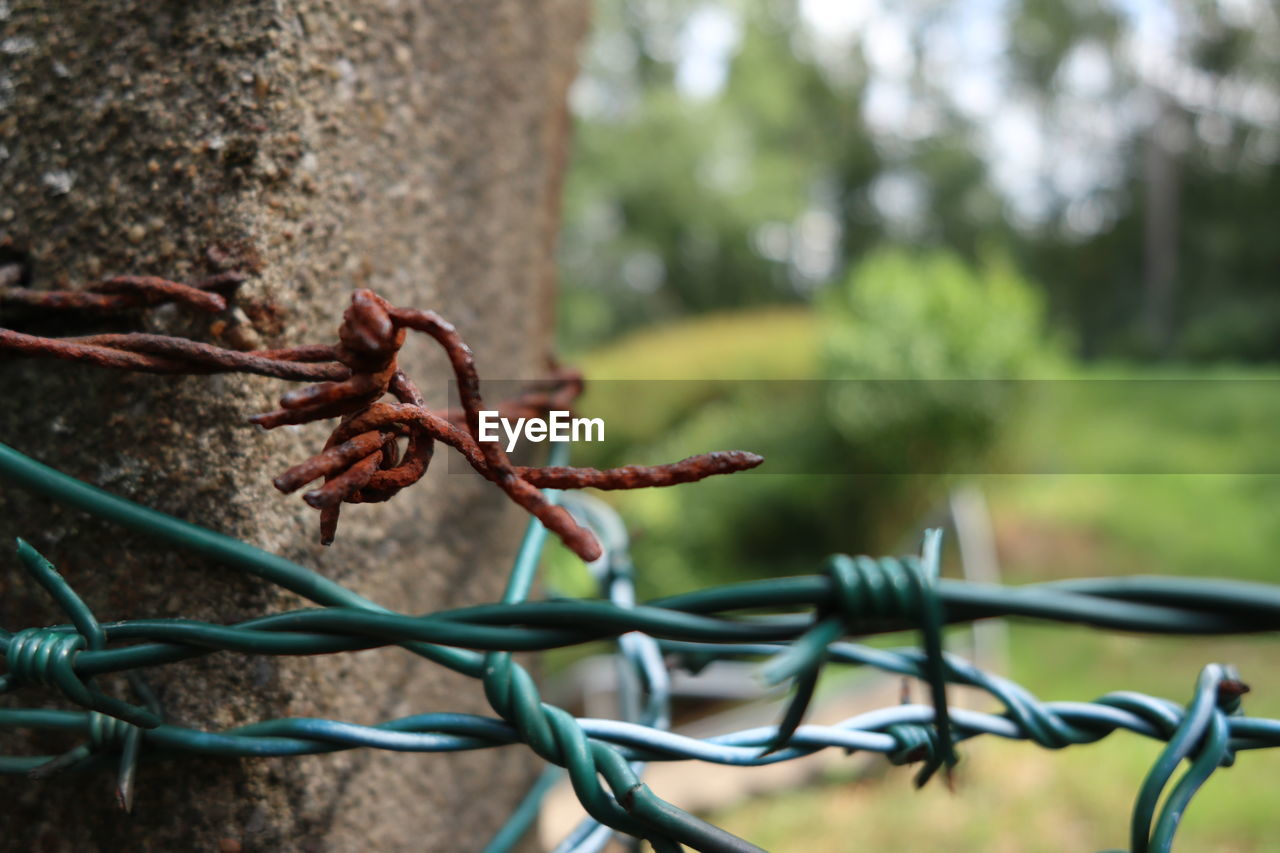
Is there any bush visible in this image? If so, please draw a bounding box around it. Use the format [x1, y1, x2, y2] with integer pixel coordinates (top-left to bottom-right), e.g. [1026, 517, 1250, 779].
[823, 247, 1055, 379]
[557, 247, 1062, 597]
[819, 246, 1061, 478]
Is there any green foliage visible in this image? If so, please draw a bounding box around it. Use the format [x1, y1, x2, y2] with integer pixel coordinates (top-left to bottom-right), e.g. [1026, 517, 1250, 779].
[654, 359, 1280, 850]
[992, 363, 1280, 585]
[819, 247, 1062, 477]
[568, 249, 1059, 595]
[562, 0, 1280, 361]
[822, 247, 1057, 379]
[558, 1, 885, 351]
[569, 307, 832, 595]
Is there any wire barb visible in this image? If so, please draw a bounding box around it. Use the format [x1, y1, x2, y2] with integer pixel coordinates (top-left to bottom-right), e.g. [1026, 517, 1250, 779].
[249, 290, 762, 557]
[758, 540, 956, 783]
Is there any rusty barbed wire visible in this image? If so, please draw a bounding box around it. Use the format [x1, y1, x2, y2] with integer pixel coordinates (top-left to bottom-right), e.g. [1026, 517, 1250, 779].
[0, 268, 247, 314]
[0, 267, 762, 560]
[0, 329, 348, 381]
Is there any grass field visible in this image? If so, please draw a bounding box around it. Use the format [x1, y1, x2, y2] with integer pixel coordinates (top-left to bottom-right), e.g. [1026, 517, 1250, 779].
[557, 310, 1280, 848]
[708, 364, 1280, 850]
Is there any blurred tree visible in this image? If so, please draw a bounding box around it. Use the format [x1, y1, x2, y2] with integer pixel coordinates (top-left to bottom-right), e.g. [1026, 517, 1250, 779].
[1003, 0, 1280, 359]
[558, 0, 884, 347]
[560, 0, 1280, 361]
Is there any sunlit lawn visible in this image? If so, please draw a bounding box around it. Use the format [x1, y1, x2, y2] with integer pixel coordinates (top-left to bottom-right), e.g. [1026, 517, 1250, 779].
[558, 313, 1280, 847]
[710, 726, 1278, 852]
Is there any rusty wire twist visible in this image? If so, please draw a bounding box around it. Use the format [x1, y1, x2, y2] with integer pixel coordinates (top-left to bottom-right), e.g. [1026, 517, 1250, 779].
[0, 270, 763, 560]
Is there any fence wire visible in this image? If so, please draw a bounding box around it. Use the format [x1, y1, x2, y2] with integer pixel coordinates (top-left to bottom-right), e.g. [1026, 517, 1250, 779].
[1, 440, 1279, 853]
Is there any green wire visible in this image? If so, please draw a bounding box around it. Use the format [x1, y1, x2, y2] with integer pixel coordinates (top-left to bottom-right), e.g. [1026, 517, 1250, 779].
[499, 441, 567, 605]
[1131, 664, 1231, 853]
[0, 441, 481, 676]
[654, 574, 1276, 634]
[4, 438, 1278, 852]
[478, 765, 564, 853]
[1149, 711, 1230, 852]
[15, 539, 107, 649]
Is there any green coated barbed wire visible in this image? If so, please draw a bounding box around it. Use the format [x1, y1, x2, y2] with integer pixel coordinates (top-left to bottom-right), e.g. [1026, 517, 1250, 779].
[1, 440, 1279, 851]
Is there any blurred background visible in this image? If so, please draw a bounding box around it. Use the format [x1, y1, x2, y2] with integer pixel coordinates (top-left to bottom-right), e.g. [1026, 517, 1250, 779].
[540, 1, 1280, 849]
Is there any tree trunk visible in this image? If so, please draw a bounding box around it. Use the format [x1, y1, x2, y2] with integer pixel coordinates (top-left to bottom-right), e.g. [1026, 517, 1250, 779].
[1140, 95, 1180, 358]
[0, 1, 587, 849]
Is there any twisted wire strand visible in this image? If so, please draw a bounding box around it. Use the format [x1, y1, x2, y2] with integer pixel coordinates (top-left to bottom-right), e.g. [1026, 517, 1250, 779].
[6, 697, 1278, 767]
[2, 441, 1280, 851]
[9, 572, 1277, 683]
[2, 674, 1277, 847]
[533, 493, 673, 853]
[472, 485, 737, 852]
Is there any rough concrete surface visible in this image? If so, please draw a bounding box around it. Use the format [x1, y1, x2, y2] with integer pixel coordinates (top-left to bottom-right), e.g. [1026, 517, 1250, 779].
[0, 1, 588, 849]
